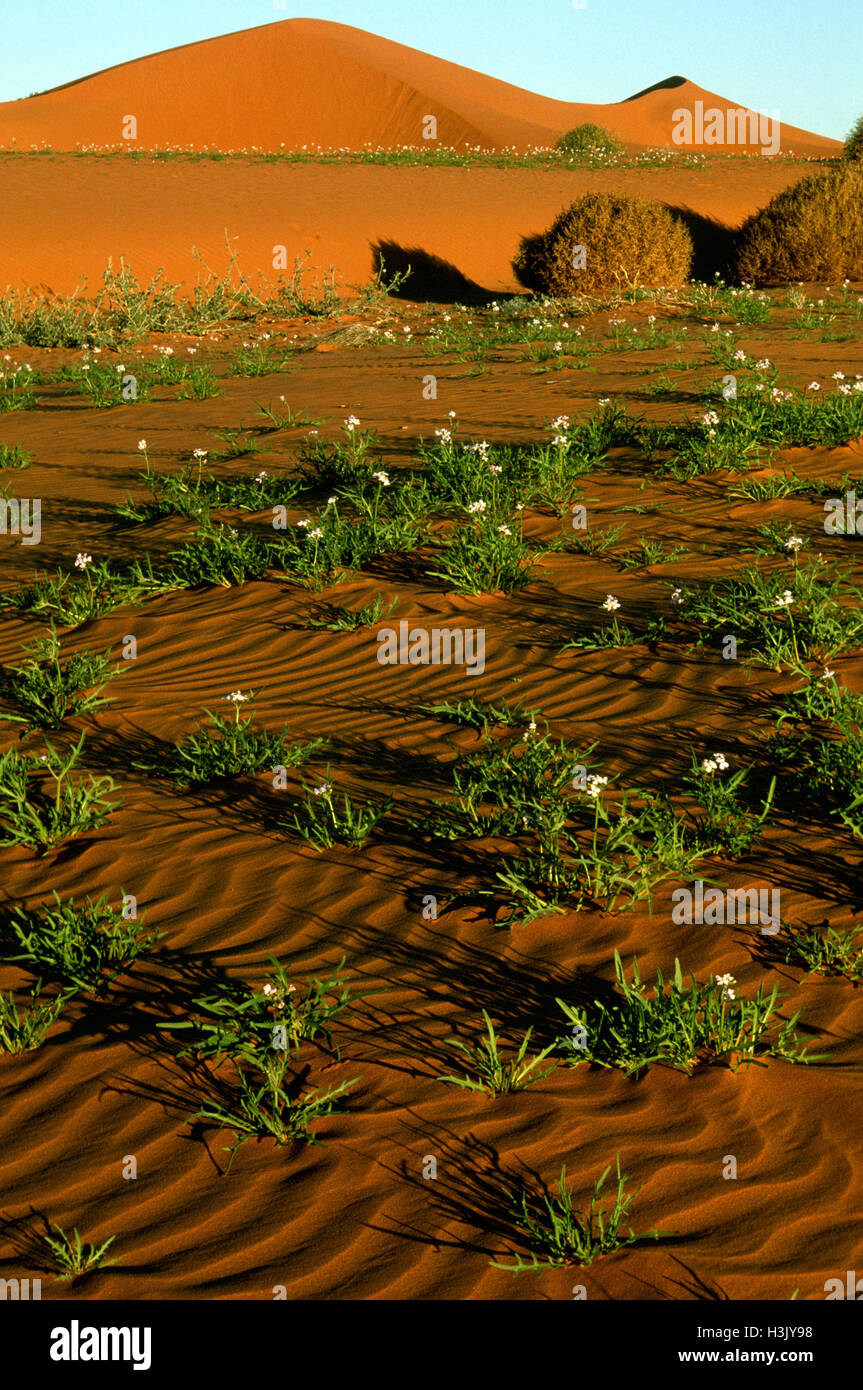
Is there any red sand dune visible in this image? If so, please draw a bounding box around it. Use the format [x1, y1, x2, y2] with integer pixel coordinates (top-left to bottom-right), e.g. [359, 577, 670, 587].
[0, 18, 840, 156]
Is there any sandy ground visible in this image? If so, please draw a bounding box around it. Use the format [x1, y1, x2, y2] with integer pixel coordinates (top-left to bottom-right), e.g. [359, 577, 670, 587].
[1, 293, 862, 1299]
[0, 156, 839, 299]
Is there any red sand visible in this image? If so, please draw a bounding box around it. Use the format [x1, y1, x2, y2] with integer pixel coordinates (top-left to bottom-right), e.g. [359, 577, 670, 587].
[1, 319, 863, 1299]
[0, 18, 839, 156]
[0, 157, 839, 300]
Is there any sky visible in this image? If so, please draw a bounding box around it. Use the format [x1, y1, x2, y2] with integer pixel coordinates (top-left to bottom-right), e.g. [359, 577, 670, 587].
[0, 0, 859, 140]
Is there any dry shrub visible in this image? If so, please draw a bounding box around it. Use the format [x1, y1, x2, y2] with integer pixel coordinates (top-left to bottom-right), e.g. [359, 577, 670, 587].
[733, 164, 863, 286]
[555, 123, 622, 158]
[845, 114, 863, 162]
[512, 193, 693, 296]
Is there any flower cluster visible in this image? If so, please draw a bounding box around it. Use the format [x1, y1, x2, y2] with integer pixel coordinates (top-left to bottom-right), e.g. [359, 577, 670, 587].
[702, 752, 729, 775]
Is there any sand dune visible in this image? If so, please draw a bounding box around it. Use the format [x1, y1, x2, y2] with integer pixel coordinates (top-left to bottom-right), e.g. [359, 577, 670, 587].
[0, 18, 839, 156]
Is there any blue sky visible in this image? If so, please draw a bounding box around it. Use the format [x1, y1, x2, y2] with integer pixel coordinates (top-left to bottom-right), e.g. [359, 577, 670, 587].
[1, 0, 859, 139]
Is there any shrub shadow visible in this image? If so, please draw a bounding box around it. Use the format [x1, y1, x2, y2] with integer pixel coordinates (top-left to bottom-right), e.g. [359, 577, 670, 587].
[372, 240, 508, 307]
[665, 205, 738, 282]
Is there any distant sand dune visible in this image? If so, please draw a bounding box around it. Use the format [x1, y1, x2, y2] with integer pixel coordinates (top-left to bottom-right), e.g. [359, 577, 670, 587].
[0, 18, 839, 156]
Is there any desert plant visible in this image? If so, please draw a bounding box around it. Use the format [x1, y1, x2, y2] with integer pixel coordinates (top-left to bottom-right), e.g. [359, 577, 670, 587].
[562, 593, 642, 652]
[0, 984, 71, 1053]
[0, 624, 120, 729]
[6, 892, 162, 994]
[427, 506, 540, 594]
[843, 113, 863, 162]
[0, 442, 31, 468]
[301, 595, 397, 630]
[491, 1156, 662, 1273]
[558, 951, 823, 1075]
[2, 557, 146, 626]
[672, 554, 863, 669]
[771, 662, 860, 728]
[176, 364, 221, 399]
[489, 781, 705, 926]
[115, 454, 210, 522]
[229, 341, 293, 377]
[190, 1049, 358, 1174]
[571, 522, 625, 556]
[416, 431, 532, 513]
[210, 429, 264, 460]
[40, 1224, 118, 1280]
[438, 1012, 557, 1095]
[73, 360, 152, 408]
[0, 734, 119, 852]
[203, 469, 301, 511]
[288, 770, 391, 850]
[513, 193, 692, 296]
[734, 164, 863, 285]
[429, 726, 589, 841]
[0, 363, 40, 412]
[0, 251, 406, 349]
[256, 398, 325, 430]
[683, 751, 776, 857]
[297, 418, 379, 489]
[616, 539, 686, 570]
[135, 690, 323, 787]
[165, 518, 273, 588]
[157, 956, 356, 1062]
[419, 695, 540, 737]
[728, 470, 813, 501]
[780, 922, 863, 981]
[763, 665, 863, 823]
[555, 123, 623, 159]
[273, 511, 391, 589]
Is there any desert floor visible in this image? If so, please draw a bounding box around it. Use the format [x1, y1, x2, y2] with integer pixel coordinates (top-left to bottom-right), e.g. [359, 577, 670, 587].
[1, 153, 862, 1299]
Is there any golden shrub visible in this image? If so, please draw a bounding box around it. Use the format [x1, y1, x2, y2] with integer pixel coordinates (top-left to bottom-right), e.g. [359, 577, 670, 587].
[512, 193, 693, 295]
[733, 164, 863, 286]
